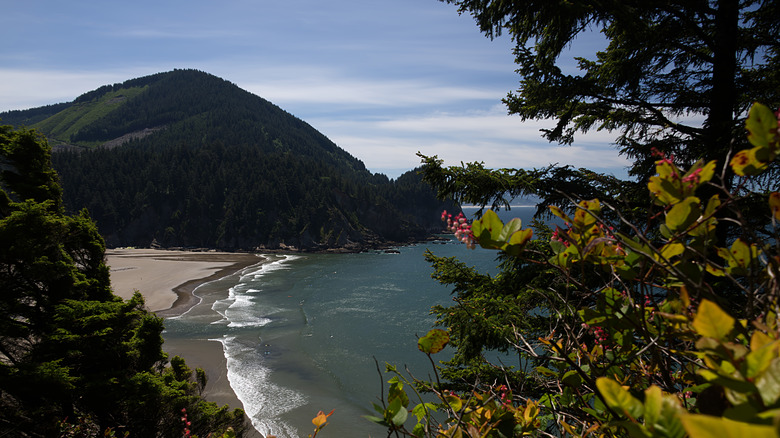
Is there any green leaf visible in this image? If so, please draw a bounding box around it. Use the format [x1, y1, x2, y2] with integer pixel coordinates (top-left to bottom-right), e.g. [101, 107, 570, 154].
[692, 160, 717, 185]
[755, 357, 780, 406]
[692, 300, 734, 341]
[697, 369, 756, 394]
[505, 228, 533, 255]
[746, 102, 778, 150]
[363, 415, 387, 426]
[656, 395, 687, 438]
[388, 378, 410, 408]
[704, 194, 721, 217]
[550, 239, 567, 254]
[536, 366, 559, 377]
[387, 397, 408, 426]
[596, 377, 643, 419]
[417, 329, 449, 354]
[562, 370, 583, 388]
[746, 341, 778, 379]
[471, 209, 504, 249]
[643, 385, 663, 428]
[498, 218, 523, 242]
[391, 404, 408, 427]
[411, 402, 436, 421]
[618, 233, 651, 255]
[666, 196, 701, 233]
[649, 174, 684, 205]
[680, 414, 777, 438]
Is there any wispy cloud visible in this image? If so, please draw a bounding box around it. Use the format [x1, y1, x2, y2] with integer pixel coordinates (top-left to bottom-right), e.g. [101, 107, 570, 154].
[241, 76, 506, 108]
[310, 106, 630, 177]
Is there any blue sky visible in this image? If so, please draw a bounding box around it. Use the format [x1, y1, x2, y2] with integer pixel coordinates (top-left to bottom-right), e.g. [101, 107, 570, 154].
[0, 0, 629, 178]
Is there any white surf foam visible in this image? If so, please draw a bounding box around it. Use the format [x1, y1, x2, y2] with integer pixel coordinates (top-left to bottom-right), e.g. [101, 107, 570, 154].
[211, 336, 307, 438]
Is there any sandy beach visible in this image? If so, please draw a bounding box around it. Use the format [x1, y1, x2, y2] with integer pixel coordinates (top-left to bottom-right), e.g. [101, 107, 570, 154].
[107, 248, 262, 315]
[106, 248, 264, 436]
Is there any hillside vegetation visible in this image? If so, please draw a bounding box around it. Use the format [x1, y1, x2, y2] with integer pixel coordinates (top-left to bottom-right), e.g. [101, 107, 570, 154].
[1, 69, 451, 250]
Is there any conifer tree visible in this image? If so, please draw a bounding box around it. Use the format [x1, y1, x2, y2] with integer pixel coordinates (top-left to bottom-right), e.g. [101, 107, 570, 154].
[441, 0, 780, 179]
[0, 124, 245, 437]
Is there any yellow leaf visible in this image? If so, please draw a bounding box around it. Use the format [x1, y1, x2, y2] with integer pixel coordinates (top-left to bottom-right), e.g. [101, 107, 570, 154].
[730, 146, 771, 176]
[312, 409, 334, 429]
[680, 286, 691, 309]
[751, 331, 773, 351]
[596, 377, 644, 419]
[665, 196, 701, 232]
[548, 205, 572, 223]
[523, 401, 539, 422]
[745, 339, 779, 378]
[418, 329, 450, 354]
[692, 300, 735, 341]
[746, 102, 779, 150]
[658, 242, 685, 262]
[680, 414, 777, 438]
[573, 199, 600, 228]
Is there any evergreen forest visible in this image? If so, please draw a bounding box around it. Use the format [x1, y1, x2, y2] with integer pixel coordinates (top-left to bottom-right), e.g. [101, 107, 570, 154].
[0, 124, 247, 437]
[1, 69, 451, 251]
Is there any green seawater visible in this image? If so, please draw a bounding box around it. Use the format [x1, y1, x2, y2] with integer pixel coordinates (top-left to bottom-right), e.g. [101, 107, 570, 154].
[163, 207, 540, 437]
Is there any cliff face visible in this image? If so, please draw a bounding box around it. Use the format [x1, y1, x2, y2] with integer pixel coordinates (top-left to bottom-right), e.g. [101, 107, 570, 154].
[3, 70, 452, 251]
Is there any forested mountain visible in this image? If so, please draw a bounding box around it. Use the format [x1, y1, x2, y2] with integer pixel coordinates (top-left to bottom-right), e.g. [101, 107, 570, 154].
[1, 69, 453, 250]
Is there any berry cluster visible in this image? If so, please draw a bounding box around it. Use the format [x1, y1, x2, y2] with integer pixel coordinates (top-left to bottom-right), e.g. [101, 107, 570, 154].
[180, 408, 192, 437]
[442, 210, 477, 249]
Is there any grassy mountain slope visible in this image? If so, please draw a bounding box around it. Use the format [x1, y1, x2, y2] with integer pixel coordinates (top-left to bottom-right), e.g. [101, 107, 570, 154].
[1, 69, 451, 250]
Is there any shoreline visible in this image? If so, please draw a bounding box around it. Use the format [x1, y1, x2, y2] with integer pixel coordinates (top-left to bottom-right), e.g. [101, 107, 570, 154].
[155, 255, 265, 318]
[106, 248, 266, 437]
[107, 248, 264, 314]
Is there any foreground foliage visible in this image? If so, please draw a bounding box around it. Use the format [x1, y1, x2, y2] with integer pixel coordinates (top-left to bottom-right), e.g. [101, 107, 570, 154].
[364, 1, 780, 436]
[369, 103, 780, 436]
[0, 124, 246, 436]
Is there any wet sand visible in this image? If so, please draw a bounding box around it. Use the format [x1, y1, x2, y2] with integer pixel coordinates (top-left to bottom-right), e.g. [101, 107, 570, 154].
[106, 248, 265, 436]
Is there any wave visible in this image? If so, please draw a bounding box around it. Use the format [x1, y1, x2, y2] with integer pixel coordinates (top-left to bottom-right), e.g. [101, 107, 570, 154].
[166, 259, 267, 320]
[240, 254, 302, 281]
[211, 336, 306, 438]
[210, 255, 301, 327]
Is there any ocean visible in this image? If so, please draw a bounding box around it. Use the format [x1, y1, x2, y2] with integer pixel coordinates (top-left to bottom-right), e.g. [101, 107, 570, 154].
[162, 206, 543, 437]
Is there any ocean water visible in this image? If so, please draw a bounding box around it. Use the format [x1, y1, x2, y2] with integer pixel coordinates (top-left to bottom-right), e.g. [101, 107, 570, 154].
[162, 207, 542, 437]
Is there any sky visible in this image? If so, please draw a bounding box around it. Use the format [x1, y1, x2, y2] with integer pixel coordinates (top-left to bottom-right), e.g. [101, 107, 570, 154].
[0, 0, 630, 179]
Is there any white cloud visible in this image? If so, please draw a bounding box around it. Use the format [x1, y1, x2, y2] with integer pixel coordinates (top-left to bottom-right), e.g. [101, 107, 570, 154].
[0, 68, 161, 111]
[238, 74, 507, 109]
[311, 107, 631, 177]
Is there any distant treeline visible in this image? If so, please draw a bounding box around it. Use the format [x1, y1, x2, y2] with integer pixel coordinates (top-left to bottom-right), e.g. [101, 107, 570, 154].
[52, 143, 448, 250]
